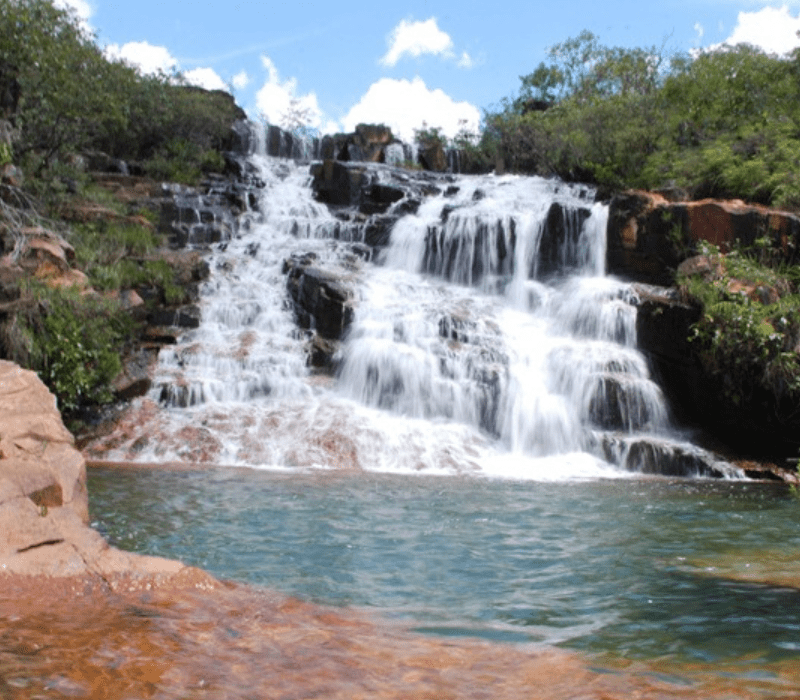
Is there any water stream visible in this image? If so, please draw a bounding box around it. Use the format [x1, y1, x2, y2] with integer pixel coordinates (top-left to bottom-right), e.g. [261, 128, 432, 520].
[78, 144, 800, 694]
[93, 145, 737, 479]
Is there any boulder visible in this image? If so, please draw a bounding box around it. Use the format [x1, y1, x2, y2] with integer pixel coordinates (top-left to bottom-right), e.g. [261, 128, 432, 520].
[284, 258, 354, 340]
[112, 348, 158, 401]
[351, 123, 394, 163]
[310, 159, 368, 207]
[17, 229, 74, 271]
[12, 228, 88, 290]
[0, 360, 215, 588]
[534, 201, 593, 279]
[229, 119, 256, 155]
[147, 304, 202, 329]
[417, 141, 448, 172]
[595, 433, 742, 479]
[631, 283, 705, 426]
[317, 125, 394, 164]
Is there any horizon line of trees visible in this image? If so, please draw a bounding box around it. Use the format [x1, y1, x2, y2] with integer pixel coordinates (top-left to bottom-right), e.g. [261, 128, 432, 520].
[471, 30, 800, 210]
[1, 0, 244, 184]
[4, 0, 800, 211]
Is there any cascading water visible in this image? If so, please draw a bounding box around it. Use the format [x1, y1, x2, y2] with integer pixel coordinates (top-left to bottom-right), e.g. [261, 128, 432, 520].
[96, 137, 741, 480]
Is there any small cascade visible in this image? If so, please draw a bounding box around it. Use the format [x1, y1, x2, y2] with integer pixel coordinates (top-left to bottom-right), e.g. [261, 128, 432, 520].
[384, 143, 405, 167]
[96, 142, 742, 480]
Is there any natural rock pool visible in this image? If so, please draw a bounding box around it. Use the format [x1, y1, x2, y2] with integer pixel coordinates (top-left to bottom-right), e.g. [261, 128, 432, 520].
[68, 138, 800, 697]
[88, 466, 800, 684]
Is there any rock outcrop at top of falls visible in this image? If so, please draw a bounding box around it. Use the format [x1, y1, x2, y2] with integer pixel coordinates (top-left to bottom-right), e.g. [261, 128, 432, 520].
[261, 121, 465, 173]
[607, 191, 800, 286]
[0, 360, 216, 588]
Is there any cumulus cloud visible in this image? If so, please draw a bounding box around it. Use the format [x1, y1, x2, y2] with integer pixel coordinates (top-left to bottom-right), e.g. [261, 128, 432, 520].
[723, 5, 800, 54]
[105, 41, 178, 75]
[340, 76, 480, 143]
[380, 18, 474, 68]
[255, 56, 323, 130]
[105, 41, 235, 93]
[232, 71, 251, 90]
[183, 67, 227, 91]
[381, 18, 452, 66]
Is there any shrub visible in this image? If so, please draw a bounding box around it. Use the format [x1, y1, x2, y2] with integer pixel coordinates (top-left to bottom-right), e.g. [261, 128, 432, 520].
[142, 138, 225, 185]
[68, 221, 184, 302]
[9, 284, 133, 413]
[679, 242, 800, 405]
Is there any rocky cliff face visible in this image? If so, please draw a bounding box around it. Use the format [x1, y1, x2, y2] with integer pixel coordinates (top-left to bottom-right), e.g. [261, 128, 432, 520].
[607, 191, 800, 464]
[607, 191, 800, 286]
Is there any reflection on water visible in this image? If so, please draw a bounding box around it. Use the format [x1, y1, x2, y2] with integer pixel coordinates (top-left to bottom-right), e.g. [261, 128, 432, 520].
[82, 466, 800, 693]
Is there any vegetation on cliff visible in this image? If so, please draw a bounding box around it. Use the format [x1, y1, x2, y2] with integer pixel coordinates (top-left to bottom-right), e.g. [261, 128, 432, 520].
[678, 240, 800, 419]
[0, 0, 242, 184]
[479, 31, 800, 210]
[0, 0, 242, 416]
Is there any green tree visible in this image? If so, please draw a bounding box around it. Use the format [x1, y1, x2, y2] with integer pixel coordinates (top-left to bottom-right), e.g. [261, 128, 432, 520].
[0, 0, 139, 172]
[643, 44, 800, 204]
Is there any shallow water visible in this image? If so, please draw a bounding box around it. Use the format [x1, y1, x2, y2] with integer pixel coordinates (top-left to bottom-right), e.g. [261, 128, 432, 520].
[88, 467, 800, 673]
[8, 572, 797, 700]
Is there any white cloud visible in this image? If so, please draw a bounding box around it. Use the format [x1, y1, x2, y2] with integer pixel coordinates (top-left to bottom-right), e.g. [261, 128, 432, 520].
[724, 5, 800, 55]
[457, 52, 474, 69]
[694, 22, 704, 42]
[53, 0, 93, 22]
[255, 56, 323, 130]
[105, 41, 178, 75]
[380, 18, 473, 68]
[321, 119, 342, 135]
[105, 41, 234, 94]
[340, 76, 480, 143]
[232, 71, 250, 90]
[53, 0, 93, 33]
[183, 67, 227, 91]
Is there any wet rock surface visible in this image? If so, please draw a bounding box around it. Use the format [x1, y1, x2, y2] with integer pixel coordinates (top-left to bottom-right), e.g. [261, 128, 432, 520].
[4, 572, 793, 700]
[283, 252, 358, 370]
[631, 278, 800, 466]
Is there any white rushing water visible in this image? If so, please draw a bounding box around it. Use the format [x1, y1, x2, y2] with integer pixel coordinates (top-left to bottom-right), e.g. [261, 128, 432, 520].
[98, 147, 740, 480]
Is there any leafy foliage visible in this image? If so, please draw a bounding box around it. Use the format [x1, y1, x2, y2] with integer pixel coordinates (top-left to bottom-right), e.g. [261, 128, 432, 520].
[1, 0, 242, 181]
[480, 33, 800, 208]
[7, 284, 132, 413]
[1, 0, 132, 172]
[679, 241, 800, 407]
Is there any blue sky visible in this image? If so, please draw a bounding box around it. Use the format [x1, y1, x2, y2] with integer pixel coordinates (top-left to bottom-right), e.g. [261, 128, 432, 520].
[56, 0, 800, 141]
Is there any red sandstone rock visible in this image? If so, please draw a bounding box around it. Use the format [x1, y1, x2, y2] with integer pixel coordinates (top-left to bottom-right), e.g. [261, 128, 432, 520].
[0, 360, 211, 587]
[607, 191, 800, 285]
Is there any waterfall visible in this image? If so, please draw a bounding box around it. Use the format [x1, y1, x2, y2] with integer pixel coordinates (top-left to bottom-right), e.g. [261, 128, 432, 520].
[98, 147, 741, 480]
